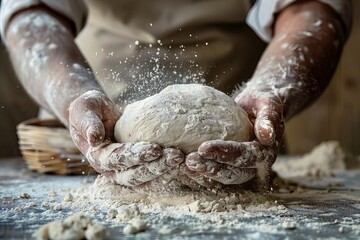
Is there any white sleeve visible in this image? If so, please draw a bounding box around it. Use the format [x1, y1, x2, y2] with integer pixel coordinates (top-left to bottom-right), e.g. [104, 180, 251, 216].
[1, 0, 87, 41]
[246, 0, 352, 42]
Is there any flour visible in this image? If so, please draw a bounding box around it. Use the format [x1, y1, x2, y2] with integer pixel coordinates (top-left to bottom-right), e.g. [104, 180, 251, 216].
[20, 192, 30, 198]
[158, 225, 172, 234]
[273, 141, 347, 178]
[85, 224, 106, 240]
[90, 175, 285, 214]
[115, 205, 142, 222]
[63, 193, 73, 202]
[49, 191, 57, 197]
[123, 219, 147, 234]
[115, 84, 253, 154]
[282, 221, 297, 230]
[107, 208, 118, 219]
[53, 204, 62, 211]
[3, 151, 358, 239]
[48, 43, 58, 50]
[33, 213, 105, 240]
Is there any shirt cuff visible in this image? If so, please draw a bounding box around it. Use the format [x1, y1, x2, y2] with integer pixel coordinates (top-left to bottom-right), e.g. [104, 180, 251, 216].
[246, 0, 352, 42]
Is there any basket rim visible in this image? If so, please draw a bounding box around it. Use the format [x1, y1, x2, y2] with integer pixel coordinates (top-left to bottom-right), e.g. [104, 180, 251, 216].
[17, 118, 66, 129]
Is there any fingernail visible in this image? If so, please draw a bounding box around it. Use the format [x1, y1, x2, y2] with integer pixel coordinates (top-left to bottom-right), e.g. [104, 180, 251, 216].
[257, 120, 275, 145]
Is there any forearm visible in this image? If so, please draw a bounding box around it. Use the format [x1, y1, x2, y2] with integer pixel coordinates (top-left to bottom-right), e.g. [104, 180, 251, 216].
[242, 1, 345, 120]
[5, 7, 102, 125]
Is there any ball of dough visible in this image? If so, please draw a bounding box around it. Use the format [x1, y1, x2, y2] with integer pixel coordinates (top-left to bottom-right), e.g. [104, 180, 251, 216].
[114, 84, 253, 154]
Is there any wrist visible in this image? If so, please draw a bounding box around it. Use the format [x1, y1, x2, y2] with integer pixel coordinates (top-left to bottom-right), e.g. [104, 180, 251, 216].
[245, 63, 322, 120]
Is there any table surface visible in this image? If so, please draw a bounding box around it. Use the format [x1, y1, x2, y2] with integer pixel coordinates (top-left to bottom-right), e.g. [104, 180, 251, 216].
[1, 157, 360, 240]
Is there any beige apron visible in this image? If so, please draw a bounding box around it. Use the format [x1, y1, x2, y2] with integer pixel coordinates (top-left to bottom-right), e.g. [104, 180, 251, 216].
[76, 0, 266, 110]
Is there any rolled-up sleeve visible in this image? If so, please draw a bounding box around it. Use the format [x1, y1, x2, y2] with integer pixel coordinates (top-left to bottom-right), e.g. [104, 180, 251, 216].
[1, 0, 87, 41]
[247, 0, 352, 42]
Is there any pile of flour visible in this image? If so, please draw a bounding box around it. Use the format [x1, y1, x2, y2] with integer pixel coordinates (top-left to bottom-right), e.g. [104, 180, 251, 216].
[273, 141, 347, 178]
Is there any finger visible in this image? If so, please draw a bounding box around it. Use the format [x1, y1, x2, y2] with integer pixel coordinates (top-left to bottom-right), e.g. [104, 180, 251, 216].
[163, 148, 185, 167]
[113, 149, 183, 186]
[69, 102, 105, 147]
[85, 112, 106, 147]
[186, 153, 256, 185]
[131, 167, 181, 192]
[69, 125, 90, 155]
[89, 142, 164, 171]
[234, 94, 257, 121]
[198, 140, 275, 168]
[69, 125, 108, 173]
[186, 152, 207, 171]
[176, 172, 205, 190]
[255, 103, 283, 147]
[180, 164, 220, 189]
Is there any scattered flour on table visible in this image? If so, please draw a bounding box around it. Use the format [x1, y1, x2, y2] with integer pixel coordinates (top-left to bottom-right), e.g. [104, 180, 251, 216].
[91, 175, 285, 214]
[123, 218, 147, 234]
[27, 141, 360, 238]
[20, 192, 30, 198]
[27, 178, 287, 239]
[63, 193, 73, 202]
[33, 213, 105, 240]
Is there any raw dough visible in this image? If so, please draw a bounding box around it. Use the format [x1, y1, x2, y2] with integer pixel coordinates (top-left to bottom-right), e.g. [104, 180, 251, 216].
[115, 84, 253, 154]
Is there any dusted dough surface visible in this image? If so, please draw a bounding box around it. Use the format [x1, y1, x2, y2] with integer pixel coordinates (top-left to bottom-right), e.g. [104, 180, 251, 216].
[115, 84, 252, 154]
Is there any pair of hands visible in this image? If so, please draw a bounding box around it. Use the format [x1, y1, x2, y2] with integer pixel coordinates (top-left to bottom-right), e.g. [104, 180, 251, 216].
[68, 89, 284, 190]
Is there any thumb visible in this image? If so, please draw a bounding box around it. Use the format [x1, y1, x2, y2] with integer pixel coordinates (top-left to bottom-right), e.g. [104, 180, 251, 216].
[254, 105, 284, 147]
[69, 105, 106, 147]
[255, 117, 276, 146]
[84, 111, 106, 147]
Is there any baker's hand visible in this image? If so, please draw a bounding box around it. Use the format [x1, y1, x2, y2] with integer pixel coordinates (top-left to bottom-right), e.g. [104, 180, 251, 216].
[69, 90, 184, 186]
[68, 90, 120, 148]
[183, 90, 284, 188]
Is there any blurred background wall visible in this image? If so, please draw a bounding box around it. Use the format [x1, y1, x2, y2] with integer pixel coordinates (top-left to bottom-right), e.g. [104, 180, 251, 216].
[0, 43, 38, 157]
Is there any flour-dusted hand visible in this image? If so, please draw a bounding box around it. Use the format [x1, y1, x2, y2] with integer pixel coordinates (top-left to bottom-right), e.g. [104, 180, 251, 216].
[183, 90, 284, 188]
[185, 140, 277, 186]
[69, 90, 120, 148]
[182, 0, 349, 189]
[69, 90, 184, 186]
[85, 142, 184, 186]
[235, 90, 285, 148]
[108, 148, 184, 186]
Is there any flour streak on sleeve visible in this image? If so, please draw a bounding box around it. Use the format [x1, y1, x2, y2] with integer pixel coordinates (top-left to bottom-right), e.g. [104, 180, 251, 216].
[1, 0, 87, 44]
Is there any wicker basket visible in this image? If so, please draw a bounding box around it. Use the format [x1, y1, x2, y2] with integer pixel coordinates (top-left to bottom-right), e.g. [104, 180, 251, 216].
[17, 118, 96, 175]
